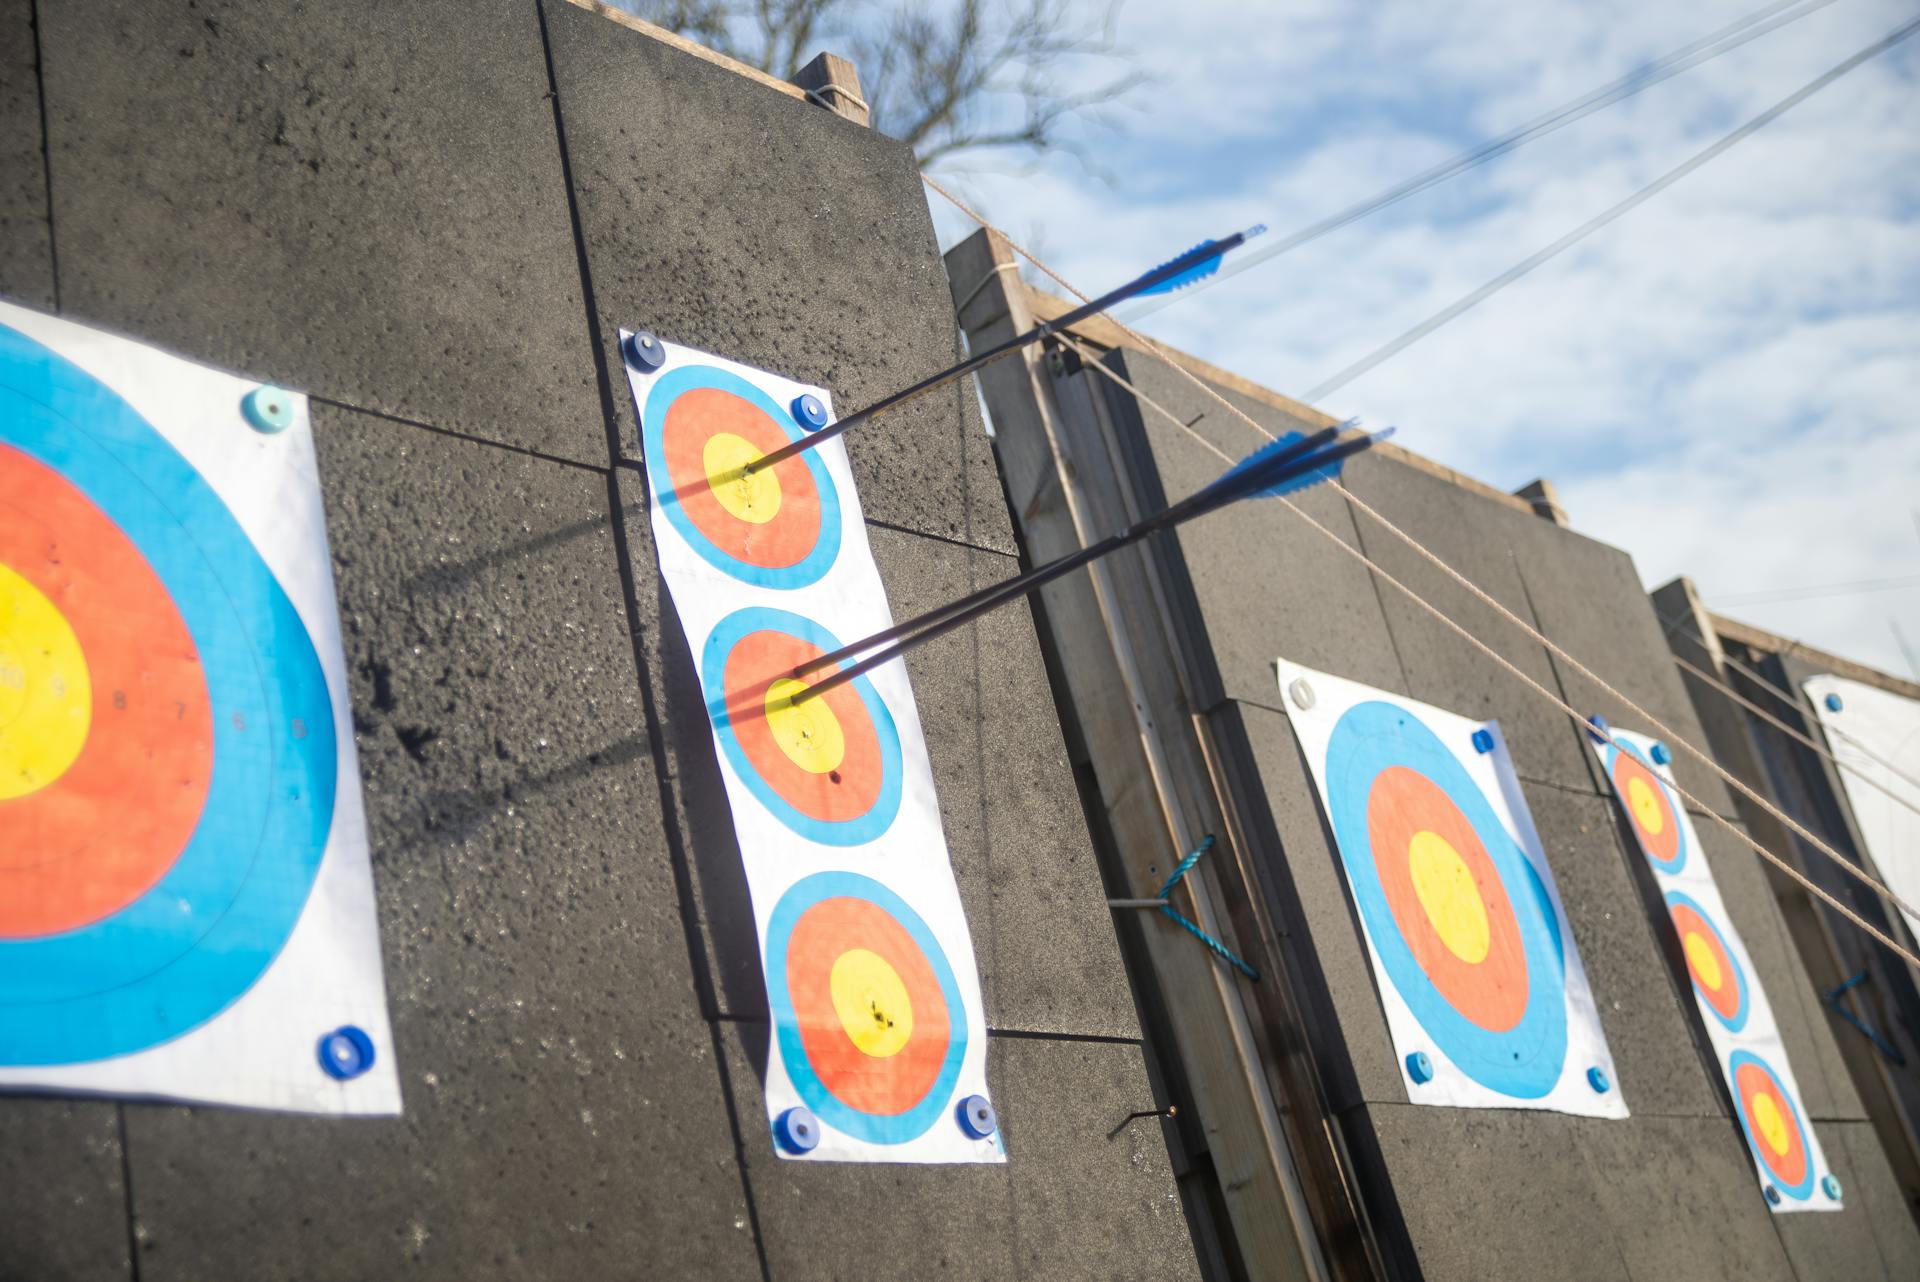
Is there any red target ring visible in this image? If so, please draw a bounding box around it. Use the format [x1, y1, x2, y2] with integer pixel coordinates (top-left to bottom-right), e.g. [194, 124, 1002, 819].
[1367, 766, 1529, 1033]
[786, 895, 952, 1116]
[662, 386, 824, 571]
[1608, 745, 1684, 872]
[1732, 1051, 1812, 1198]
[723, 627, 885, 825]
[0, 444, 213, 937]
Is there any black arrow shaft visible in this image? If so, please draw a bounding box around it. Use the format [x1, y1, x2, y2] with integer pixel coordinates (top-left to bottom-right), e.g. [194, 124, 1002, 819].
[788, 429, 1375, 705]
[747, 232, 1250, 473]
[788, 423, 1341, 682]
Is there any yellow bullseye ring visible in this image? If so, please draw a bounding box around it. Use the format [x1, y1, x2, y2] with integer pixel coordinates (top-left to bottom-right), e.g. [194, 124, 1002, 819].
[1683, 930, 1724, 992]
[703, 432, 782, 524]
[0, 563, 92, 801]
[1408, 829, 1491, 965]
[764, 677, 847, 775]
[829, 947, 915, 1058]
[1752, 1091, 1791, 1156]
[1626, 774, 1665, 836]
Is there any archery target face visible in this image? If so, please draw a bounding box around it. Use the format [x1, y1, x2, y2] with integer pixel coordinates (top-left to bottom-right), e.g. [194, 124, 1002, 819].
[1593, 726, 1836, 1210]
[703, 607, 904, 847]
[1279, 660, 1624, 1117]
[0, 302, 397, 1115]
[1602, 739, 1687, 874]
[640, 360, 842, 589]
[627, 337, 996, 1163]
[766, 872, 968, 1144]
[1666, 891, 1750, 1034]
[1730, 1050, 1816, 1202]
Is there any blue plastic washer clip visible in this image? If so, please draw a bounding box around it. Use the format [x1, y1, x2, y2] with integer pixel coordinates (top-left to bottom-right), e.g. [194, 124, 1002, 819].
[1406, 1051, 1435, 1085]
[317, 1025, 376, 1081]
[1825, 693, 1844, 713]
[956, 1094, 998, 1140]
[790, 393, 829, 432]
[242, 385, 295, 434]
[624, 330, 667, 373]
[1586, 714, 1609, 744]
[1587, 1066, 1611, 1093]
[773, 1106, 821, 1155]
[1821, 1174, 1843, 1200]
[1649, 742, 1671, 765]
[1470, 729, 1495, 755]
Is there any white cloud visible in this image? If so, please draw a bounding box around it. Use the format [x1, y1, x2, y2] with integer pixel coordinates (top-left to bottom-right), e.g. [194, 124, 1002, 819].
[929, 0, 1920, 674]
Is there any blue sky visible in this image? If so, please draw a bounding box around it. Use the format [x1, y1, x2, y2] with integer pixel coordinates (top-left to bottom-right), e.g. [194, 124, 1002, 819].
[920, 0, 1920, 677]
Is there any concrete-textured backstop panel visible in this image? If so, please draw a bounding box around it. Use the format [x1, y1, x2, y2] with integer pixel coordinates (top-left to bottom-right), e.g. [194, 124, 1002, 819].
[0, 4, 1195, 1278]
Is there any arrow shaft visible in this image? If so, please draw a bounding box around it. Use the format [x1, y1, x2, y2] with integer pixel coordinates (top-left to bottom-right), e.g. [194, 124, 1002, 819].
[788, 429, 1376, 704]
[748, 231, 1250, 472]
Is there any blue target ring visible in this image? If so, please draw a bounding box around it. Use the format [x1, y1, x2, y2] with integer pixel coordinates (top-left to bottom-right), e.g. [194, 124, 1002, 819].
[1602, 737, 1688, 875]
[1729, 1049, 1817, 1202]
[1666, 890, 1751, 1034]
[1326, 701, 1568, 1098]
[765, 872, 969, 1145]
[701, 606, 903, 846]
[0, 321, 336, 1066]
[641, 362, 842, 590]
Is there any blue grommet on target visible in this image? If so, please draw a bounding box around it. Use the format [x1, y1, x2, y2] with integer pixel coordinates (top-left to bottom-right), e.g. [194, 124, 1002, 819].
[1649, 741, 1671, 765]
[1586, 1066, 1611, 1093]
[773, 1106, 821, 1154]
[790, 393, 829, 432]
[624, 330, 666, 373]
[317, 1025, 375, 1081]
[1821, 1174, 1843, 1201]
[1586, 714, 1609, 744]
[1470, 729, 1495, 755]
[1764, 1184, 1782, 1205]
[956, 1094, 998, 1140]
[1825, 693, 1844, 713]
[1406, 1051, 1434, 1085]
[242, 385, 295, 434]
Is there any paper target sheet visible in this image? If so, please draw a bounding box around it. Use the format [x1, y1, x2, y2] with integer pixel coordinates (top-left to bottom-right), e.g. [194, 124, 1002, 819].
[1803, 675, 1920, 947]
[623, 333, 999, 1164]
[1278, 659, 1626, 1118]
[1594, 726, 1838, 1211]
[0, 301, 398, 1115]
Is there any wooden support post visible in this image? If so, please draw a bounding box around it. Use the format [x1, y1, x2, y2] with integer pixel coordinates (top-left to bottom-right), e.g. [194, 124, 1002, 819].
[1514, 478, 1570, 527]
[792, 53, 871, 127]
[946, 227, 1357, 1282]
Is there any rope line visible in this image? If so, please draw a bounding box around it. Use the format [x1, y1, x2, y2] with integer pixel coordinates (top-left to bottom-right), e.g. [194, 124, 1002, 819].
[1156, 836, 1262, 981]
[1051, 334, 1920, 969]
[934, 181, 1920, 934]
[1668, 647, 1920, 822]
[1661, 609, 1920, 799]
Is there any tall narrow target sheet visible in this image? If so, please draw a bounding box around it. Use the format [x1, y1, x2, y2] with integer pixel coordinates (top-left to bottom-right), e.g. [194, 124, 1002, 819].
[1278, 659, 1626, 1118]
[1595, 726, 1839, 1211]
[0, 301, 398, 1115]
[624, 334, 999, 1163]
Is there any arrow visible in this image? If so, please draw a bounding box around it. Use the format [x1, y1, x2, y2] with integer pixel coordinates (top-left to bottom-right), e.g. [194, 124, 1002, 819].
[742, 225, 1266, 474]
[786, 423, 1389, 704]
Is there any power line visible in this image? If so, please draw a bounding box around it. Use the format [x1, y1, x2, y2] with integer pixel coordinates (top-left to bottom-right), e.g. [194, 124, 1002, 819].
[1709, 572, 1920, 607]
[1300, 13, 1920, 402]
[1120, 0, 1846, 322]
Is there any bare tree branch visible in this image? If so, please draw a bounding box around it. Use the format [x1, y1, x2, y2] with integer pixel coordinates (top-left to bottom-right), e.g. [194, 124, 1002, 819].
[620, 0, 1140, 170]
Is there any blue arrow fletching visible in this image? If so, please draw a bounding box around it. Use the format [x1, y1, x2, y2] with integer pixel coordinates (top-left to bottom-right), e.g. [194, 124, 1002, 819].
[1134, 239, 1225, 296]
[1218, 423, 1392, 500]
